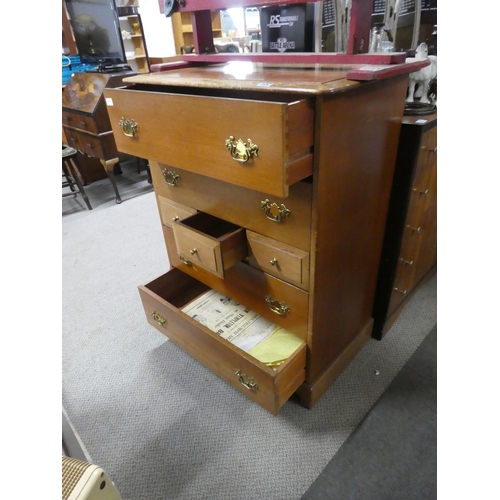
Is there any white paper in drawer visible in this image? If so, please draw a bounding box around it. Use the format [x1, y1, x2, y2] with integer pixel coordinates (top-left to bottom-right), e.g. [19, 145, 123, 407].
[181, 289, 277, 352]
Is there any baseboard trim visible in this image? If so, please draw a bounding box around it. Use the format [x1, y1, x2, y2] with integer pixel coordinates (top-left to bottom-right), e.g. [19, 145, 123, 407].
[296, 318, 373, 409]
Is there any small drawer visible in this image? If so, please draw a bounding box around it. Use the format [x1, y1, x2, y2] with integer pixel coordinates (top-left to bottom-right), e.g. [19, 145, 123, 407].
[164, 225, 309, 340]
[157, 196, 197, 228]
[139, 268, 307, 415]
[62, 111, 99, 134]
[150, 162, 312, 252]
[62, 126, 82, 150]
[246, 230, 310, 290]
[78, 133, 104, 159]
[172, 212, 247, 279]
[104, 86, 314, 198]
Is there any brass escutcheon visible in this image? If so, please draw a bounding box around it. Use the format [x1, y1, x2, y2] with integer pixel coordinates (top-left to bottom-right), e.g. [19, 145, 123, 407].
[151, 311, 167, 327]
[118, 117, 138, 138]
[225, 136, 259, 163]
[265, 295, 291, 316]
[261, 199, 291, 222]
[162, 168, 180, 187]
[235, 369, 258, 391]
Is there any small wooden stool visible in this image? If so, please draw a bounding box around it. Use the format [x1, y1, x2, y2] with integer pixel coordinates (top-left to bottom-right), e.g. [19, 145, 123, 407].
[63, 145, 92, 210]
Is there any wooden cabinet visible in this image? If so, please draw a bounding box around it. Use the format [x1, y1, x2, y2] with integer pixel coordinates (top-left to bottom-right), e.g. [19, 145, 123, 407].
[103, 63, 410, 414]
[171, 10, 222, 53]
[62, 72, 135, 203]
[117, 4, 150, 73]
[372, 114, 437, 339]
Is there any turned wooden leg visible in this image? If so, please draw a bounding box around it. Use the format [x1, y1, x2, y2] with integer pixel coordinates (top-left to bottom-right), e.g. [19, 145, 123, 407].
[100, 158, 122, 204]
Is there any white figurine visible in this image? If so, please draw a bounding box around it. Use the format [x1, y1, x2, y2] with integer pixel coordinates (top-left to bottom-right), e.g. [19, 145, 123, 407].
[405, 42, 437, 104]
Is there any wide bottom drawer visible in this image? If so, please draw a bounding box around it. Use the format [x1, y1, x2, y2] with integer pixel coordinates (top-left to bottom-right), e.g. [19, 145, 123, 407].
[139, 268, 307, 415]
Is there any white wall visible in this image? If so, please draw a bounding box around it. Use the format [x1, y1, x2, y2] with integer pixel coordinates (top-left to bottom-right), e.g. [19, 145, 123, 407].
[138, 0, 176, 57]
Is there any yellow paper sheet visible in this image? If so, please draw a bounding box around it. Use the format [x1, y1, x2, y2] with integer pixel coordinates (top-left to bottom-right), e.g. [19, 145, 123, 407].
[247, 327, 304, 367]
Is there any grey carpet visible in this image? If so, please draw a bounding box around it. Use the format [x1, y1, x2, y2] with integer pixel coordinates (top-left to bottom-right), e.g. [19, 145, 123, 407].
[62, 180, 437, 500]
[301, 325, 437, 500]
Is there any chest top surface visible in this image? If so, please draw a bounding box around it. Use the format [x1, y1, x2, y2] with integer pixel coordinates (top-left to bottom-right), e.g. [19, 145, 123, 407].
[123, 63, 366, 95]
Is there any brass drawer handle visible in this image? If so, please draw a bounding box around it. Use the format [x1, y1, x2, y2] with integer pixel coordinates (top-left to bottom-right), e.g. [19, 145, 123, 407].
[269, 257, 278, 266]
[161, 168, 180, 187]
[261, 199, 291, 222]
[408, 226, 422, 235]
[179, 256, 191, 266]
[172, 216, 179, 221]
[393, 288, 407, 296]
[225, 136, 259, 163]
[235, 369, 258, 391]
[399, 258, 414, 267]
[189, 248, 198, 255]
[413, 188, 429, 197]
[118, 117, 138, 138]
[265, 295, 291, 316]
[151, 311, 167, 327]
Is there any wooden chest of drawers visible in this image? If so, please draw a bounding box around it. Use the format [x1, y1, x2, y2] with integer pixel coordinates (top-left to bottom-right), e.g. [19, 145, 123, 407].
[104, 63, 410, 414]
[372, 114, 437, 339]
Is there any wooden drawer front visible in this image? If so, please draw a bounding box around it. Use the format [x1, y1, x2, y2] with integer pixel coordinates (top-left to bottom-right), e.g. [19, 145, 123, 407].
[63, 126, 83, 151]
[150, 162, 312, 252]
[78, 132, 105, 159]
[158, 196, 197, 228]
[246, 230, 310, 290]
[166, 234, 309, 340]
[62, 111, 99, 134]
[172, 212, 247, 279]
[104, 87, 314, 198]
[139, 268, 307, 415]
[388, 261, 412, 314]
[62, 127, 117, 160]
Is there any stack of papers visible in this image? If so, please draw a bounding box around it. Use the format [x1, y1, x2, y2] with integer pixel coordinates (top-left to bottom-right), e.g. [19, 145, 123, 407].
[181, 289, 303, 367]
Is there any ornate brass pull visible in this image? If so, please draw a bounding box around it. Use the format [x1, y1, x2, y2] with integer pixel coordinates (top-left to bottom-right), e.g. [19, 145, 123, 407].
[409, 226, 422, 235]
[225, 136, 259, 163]
[118, 117, 138, 138]
[265, 295, 291, 316]
[269, 258, 278, 266]
[172, 216, 179, 221]
[161, 168, 180, 187]
[151, 311, 167, 327]
[261, 199, 291, 223]
[179, 256, 191, 266]
[235, 369, 258, 391]
[393, 288, 407, 296]
[189, 248, 198, 255]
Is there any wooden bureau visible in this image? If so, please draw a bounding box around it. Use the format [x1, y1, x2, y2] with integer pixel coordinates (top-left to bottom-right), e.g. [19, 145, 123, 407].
[103, 63, 412, 414]
[372, 113, 437, 339]
[62, 71, 136, 204]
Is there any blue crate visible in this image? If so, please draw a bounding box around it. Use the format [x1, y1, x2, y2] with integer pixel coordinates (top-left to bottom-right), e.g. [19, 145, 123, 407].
[62, 55, 98, 84]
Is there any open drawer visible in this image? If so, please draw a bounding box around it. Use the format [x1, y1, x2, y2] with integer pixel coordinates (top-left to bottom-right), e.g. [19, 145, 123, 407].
[103, 85, 314, 198]
[172, 212, 247, 279]
[138, 268, 307, 415]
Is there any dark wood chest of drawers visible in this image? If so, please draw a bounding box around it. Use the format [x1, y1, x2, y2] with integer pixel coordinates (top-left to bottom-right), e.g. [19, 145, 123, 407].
[103, 63, 411, 414]
[62, 72, 136, 203]
[372, 113, 437, 339]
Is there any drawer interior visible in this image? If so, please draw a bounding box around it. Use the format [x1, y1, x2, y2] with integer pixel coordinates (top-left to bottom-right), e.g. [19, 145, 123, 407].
[124, 83, 311, 105]
[146, 270, 209, 309]
[178, 212, 241, 240]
